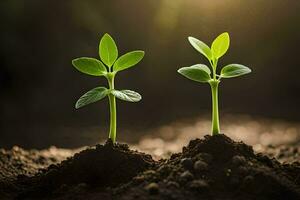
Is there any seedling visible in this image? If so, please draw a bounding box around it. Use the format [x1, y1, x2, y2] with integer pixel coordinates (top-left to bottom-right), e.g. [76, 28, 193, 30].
[178, 32, 251, 135]
[72, 33, 144, 143]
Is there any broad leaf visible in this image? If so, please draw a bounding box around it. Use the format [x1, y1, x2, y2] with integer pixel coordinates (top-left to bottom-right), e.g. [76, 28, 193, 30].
[190, 64, 211, 75]
[211, 32, 230, 59]
[111, 89, 142, 102]
[99, 33, 118, 67]
[75, 87, 109, 109]
[188, 37, 212, 60]
[113, 51, 144, 72]
[178, 65, 211, 83]
[220, 64, 251, 78]
[72, 57, 107, 76]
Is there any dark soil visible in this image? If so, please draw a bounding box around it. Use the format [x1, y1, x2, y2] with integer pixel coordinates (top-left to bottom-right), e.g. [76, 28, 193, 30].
[0, 140, 155, 199]
[1, 135, 300, 200]
[115, 134, 300, 200]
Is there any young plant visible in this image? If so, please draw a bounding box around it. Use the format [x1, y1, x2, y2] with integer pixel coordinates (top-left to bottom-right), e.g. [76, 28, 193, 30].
[178, 32, 251, 135]
[72, 33, 144, 144]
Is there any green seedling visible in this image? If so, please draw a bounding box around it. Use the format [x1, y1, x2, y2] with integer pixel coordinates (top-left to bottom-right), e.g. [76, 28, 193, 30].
[178, 32, 251, 135]
[72, 33, 144, 143]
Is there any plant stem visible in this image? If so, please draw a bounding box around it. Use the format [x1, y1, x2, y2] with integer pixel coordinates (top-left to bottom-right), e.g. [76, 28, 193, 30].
[210, 58, 220, 135]
[107, 73, 117, 143]
[210, 80, 220, 135]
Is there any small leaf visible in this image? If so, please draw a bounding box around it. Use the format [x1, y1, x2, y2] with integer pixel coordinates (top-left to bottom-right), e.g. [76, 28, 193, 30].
[72, 57, 107, 76]
[111, 90, 142, 102]
[220, 64, 251, 78]
[99, 33, 118, 67]
[188, 37, 212, 60]
[75, 87, 109, 109]
[178, 65, 211, 83]
[113, 51, 144, 72]
[211, 32, 230, 59]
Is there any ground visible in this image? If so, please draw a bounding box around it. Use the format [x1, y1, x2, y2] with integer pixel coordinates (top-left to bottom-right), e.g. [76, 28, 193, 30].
[1, 115, 300, 199]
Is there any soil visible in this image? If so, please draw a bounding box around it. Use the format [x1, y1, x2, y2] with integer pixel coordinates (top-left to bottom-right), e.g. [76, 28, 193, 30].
[0, 140, 155, 199]
[0, 146, 75, 182]
[115, 135, 300, 200]
[1, 135, 300, 200]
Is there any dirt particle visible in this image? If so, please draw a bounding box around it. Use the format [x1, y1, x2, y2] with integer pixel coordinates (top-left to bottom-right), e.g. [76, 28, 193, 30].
[132, 175, 145, 183]
[166, 181, 179, 188]
[231, 155, 247, 166]
[145, 182, 159, 195]
[193, 160, 208, 172]
[180, 170, 194, 182]
[157, 165, 172, 177]
[226, 168, 232, 176]
[195, 153, 213, 163]
[237, 166, 249, 175]
[188, 179, 209, 192]
[180, 158, 193, 170]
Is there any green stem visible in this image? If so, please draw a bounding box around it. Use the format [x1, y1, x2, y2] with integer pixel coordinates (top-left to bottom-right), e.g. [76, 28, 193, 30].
[107, 73, 117, 143]
[209, 58, 220, 135]
[210, 80, 220, 135]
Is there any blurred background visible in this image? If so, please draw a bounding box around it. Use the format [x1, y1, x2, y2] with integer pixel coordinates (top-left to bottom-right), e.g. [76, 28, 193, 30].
[1, 0, 300, 149]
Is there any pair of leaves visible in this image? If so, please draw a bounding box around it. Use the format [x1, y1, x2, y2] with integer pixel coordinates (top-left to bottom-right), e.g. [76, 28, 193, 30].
[178, 64, 251, 83]
[99, 34, 145, 71]
[188, 32, 230, 61]
[72, 33, 144, 76]
[75, 87, 141, 109]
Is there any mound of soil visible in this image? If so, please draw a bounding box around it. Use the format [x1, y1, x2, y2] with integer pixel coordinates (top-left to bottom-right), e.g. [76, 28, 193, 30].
[115, 134, 300, 200]
[10, 140, 156, 199]
[1, 135, 300, 200]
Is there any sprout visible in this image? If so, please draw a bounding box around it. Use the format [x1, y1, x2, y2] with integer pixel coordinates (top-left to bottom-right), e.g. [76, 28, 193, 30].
[72, 33, 144, 143]
[178, 32, 251, 135]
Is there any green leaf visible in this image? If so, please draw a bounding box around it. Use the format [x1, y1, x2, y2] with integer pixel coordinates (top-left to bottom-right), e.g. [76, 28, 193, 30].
[220, 64, 251, 78]
[191, 64, 211, 75]
[75, 87, 109, 109]
[178, 65, 211, 83]
[72, 57, 107, 76]
[99, 33, 118, 67]
[211, 32, 230, 59]
[113, 51, 144, 72]
[111, 89, 142, 102]
[188, 37, 212, 60]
